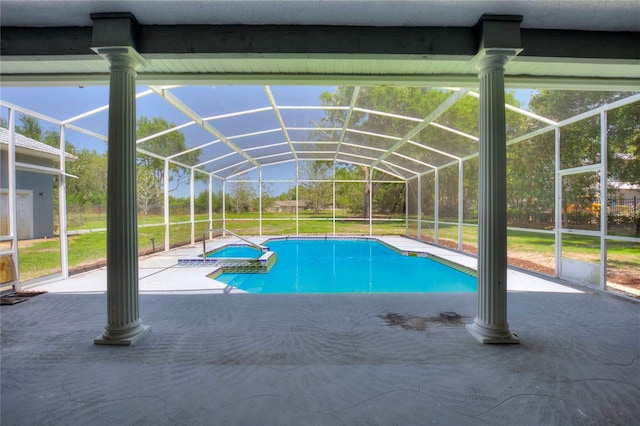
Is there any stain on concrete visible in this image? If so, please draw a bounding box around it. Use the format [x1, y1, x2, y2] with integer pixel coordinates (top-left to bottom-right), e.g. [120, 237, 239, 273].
[378, 311, 466, 331]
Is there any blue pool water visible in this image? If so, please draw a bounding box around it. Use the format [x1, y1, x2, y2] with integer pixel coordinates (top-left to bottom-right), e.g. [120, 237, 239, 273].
[207, 246, 263, 258]
[215, 239, 477, 294]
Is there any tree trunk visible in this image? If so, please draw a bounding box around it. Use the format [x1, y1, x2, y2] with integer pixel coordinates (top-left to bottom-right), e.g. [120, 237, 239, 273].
[363, 184, 370, 219]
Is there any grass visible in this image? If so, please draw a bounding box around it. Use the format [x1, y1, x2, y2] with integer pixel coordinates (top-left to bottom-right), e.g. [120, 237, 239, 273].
[16, 212, 639, 286]
[17, 239, 62, 280]
[414, 223, 637, 282]
[607, 240, 640, 270]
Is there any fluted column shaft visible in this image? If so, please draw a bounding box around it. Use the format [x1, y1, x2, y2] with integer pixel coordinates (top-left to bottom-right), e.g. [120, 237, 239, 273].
[466, 52, 518, 344]
[95, 50, 149, 345]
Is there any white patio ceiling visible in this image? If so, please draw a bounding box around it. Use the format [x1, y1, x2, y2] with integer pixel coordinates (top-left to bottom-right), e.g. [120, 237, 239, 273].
[3, 1, 637, 30]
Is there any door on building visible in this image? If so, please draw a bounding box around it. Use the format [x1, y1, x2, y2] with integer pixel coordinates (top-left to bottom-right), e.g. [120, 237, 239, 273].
[0, 189, 33, 240]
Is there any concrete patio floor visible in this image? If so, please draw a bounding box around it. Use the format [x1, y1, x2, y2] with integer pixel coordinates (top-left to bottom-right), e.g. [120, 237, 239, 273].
[1, 236, 639, 425]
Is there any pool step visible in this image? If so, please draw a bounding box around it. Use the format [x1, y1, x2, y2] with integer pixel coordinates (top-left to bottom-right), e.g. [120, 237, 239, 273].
[178, 251, 277, 274]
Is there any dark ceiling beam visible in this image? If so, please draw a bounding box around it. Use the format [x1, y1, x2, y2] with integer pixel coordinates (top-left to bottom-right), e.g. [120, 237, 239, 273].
[2, 24, 638, 61]
[521, 29, 640, 61]
[0, 27, 93, 56]
[137, 25, 476, 56]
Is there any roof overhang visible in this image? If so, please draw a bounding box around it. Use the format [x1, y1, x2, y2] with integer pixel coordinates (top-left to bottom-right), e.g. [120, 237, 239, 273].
[1, 21, 639, 89]
[0, 145, 76, 162]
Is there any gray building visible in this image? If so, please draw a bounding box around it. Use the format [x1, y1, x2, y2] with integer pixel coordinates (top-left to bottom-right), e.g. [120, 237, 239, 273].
[0, 127, 76, 239]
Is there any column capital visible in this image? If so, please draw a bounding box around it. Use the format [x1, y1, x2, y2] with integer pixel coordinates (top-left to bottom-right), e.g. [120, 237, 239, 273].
[91, 46, 147, 70]
[471, 48, 521, 73]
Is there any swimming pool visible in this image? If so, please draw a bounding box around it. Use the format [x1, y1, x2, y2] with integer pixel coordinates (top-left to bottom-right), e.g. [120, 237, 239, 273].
[215, 239, 477, 294]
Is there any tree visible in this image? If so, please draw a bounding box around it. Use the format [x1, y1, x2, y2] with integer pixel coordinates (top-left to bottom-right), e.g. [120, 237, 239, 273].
[211, 190, 223, 213]
[259, 181, 274, 212]
[194, 191, 208, 214]
[360, 166, 383, 219]
[15, 114, 42, 140]
[318, 87, 480, 218]
[227, 175, 256, 214]
[335, 164, 364, 215]
[136, 116, 201, 193]
[65, 148, 108, 220]
[527, 90, 639, 233]
[137, 167, 162, 218]
[605, 100, 640, 188]
[194, 190, 223, 214]
[505, 132, 555, 225]
[14, 114, 61, 148]
[299, 161, 332, 214]
[372, 178, 405, 214]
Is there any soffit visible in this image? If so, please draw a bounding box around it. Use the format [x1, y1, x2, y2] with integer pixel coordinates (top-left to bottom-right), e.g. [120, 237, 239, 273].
[2, 57, 638, 87]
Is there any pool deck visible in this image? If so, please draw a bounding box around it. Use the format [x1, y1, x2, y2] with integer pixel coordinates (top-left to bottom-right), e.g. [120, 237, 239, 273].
[1, 236, 638, 425]
[26, 235, 581, 295]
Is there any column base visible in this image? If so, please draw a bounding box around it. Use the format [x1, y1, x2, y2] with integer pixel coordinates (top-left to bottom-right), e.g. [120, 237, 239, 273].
[94, 323, 150, 346]
[466, 322, 519, 344]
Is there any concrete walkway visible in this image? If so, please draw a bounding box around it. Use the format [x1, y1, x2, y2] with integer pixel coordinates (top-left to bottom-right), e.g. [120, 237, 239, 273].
[1, 236, 638, 425]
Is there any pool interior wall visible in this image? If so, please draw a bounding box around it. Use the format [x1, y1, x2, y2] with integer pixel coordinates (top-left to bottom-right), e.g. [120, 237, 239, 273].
[206, 245, 265, 259]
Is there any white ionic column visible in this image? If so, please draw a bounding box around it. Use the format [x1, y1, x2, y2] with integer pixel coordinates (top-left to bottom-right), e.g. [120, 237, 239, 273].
[466, 51, 519, 344]
[95, 48, 150, 345]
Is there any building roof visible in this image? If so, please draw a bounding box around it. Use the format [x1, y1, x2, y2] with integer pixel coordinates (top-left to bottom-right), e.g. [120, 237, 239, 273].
[0, 127, 77, 161]
[609, 181, 640, 191]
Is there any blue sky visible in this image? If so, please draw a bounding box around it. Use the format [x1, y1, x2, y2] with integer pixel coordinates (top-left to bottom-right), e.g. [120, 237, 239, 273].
[0, 85, 335, 153]
[0, 85, 335, 196]
[0, 85, 535, 196]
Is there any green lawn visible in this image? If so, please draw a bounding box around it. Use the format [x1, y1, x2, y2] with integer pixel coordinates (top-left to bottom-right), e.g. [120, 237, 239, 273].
[412, 222, 637, 282]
